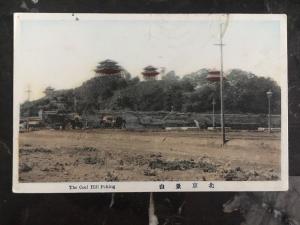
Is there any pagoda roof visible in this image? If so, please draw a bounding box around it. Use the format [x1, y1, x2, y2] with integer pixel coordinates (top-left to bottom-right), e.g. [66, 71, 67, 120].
[143, 65, 158, 71]
[208, 70, 220, 75]
[97, 65, 118, 69]
[142, 71, 159, 76]
[142, 65, 159, 77]
[102, 59, 117, 63]
[95, 59, 123, 75]
[206, 69, 227, 82]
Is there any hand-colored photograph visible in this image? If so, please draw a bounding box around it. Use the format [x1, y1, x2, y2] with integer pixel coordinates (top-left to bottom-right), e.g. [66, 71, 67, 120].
[13, 13, 288, 192]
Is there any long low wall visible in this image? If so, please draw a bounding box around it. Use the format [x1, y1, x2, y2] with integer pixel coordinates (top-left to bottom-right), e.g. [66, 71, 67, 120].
[83, 111, 281, 130]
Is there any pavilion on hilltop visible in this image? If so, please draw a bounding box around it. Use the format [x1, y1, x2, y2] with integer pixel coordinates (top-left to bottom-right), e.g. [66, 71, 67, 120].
[142, 66, 159, 81]
[94, 59, 123, 77]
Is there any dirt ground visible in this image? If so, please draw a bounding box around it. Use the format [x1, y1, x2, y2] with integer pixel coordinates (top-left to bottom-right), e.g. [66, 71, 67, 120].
[18, 129, 281, 182]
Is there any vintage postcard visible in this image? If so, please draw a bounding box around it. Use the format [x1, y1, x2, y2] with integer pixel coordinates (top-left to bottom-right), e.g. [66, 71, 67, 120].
[13, 13, 288, 192]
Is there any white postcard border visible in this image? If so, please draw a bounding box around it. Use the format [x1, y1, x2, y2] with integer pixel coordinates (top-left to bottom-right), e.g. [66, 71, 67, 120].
[13, 13, 288, 193]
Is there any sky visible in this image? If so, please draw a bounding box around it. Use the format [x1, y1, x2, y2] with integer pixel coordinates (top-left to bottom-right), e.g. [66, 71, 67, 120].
[15, 14, 286, 103]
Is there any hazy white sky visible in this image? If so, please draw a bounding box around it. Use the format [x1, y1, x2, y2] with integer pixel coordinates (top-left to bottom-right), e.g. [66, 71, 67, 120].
[15, 14, 285, 102]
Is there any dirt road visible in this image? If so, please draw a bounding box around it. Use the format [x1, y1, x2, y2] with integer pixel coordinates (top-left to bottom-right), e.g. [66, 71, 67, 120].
[18, 129, 281, 182]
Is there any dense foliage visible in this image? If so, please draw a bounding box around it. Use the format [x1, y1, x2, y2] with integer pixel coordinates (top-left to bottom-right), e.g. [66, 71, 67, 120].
[21, 69, 281, 116]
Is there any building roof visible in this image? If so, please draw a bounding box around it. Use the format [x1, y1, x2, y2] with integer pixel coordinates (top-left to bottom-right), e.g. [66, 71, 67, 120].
[142, 65, 159, 77]
[95, 59, 123, 75]
[143, 65, 158, 71]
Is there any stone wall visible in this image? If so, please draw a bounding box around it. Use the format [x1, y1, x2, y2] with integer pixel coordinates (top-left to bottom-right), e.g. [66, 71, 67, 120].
[88, 111, 281, 130]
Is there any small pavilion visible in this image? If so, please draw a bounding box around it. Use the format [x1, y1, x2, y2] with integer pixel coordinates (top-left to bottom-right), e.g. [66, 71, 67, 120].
[206, 70, 221, 82]
[142, 66, 159, 81]
[95, 59, 122, 77]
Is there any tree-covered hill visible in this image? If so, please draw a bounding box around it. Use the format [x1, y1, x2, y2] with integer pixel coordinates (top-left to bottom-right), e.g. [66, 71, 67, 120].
[21, 69, 281, 117]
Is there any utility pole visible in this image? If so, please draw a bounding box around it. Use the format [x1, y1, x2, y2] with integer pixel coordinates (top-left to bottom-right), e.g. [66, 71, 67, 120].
[74, 96, 77, 113]
[215, 23, 226, 145]
[73, 90, 77, 113]
[266, 90, 273, 133]
[212, 97, 216, 128]
[25, 85, 31, 102]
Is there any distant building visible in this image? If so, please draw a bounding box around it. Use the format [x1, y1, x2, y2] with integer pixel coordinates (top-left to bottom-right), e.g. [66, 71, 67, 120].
[95, 59, 122, 77]
[44, 86, 55, 97]
[142, 66, 159, 81]
[206, 70, 221, 82]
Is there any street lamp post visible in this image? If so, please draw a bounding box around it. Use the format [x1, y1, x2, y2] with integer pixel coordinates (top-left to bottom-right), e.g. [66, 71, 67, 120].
[212, 98, 216, 128]
[266, 90, 273, 133]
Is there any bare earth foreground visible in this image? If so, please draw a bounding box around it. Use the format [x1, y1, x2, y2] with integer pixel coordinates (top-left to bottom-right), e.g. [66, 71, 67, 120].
[19, 129, 281, 182]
